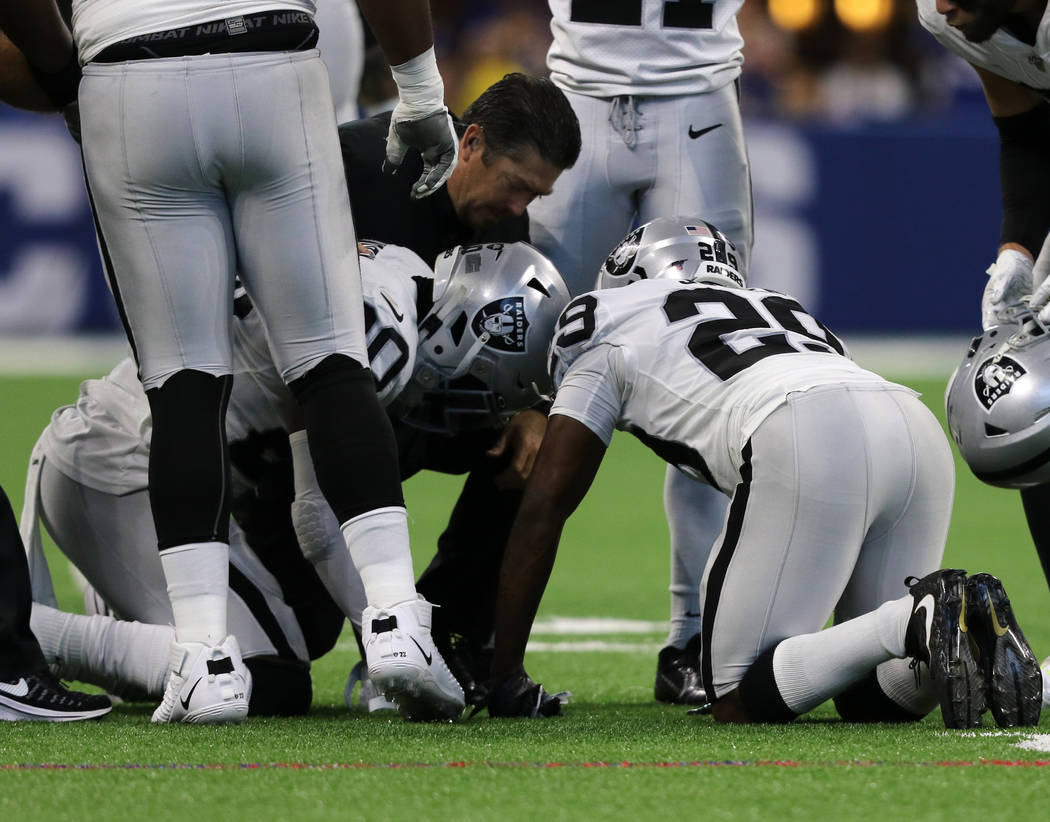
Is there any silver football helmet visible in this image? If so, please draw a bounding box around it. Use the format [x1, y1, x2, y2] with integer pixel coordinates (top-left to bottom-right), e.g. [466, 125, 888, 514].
[399, 242, 571, 433]
[945, 315, 1050, 488]
[596, 216, 745, 291]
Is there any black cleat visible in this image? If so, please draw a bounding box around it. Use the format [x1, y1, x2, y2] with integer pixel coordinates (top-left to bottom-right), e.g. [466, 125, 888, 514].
[964, 573, 1042, 728]
[905, 569, 984, 729]
[0, 672, 111, 722]
[654, 634, 707, 705]
[432, 632, 492, 707]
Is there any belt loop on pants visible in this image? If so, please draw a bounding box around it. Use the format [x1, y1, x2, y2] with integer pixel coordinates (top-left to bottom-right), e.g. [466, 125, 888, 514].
[92, 11, 319, 63]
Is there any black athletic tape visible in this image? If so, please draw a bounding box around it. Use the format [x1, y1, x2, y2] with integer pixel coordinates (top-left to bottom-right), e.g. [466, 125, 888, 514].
[994, 103, 1050, 256]
[736, 644, 797, 724]
[206, 657, 235, 676]
[371, 616, 398, 634]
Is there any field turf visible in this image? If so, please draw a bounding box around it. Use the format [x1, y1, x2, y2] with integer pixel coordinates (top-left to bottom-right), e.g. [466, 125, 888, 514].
[1, 371, 1048, 821]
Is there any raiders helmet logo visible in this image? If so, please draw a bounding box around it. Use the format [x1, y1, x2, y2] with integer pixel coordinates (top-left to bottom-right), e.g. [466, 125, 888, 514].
[603, 226, 644, 279]
[974, 355, 1026, 410]
[472, 297, 529, 353]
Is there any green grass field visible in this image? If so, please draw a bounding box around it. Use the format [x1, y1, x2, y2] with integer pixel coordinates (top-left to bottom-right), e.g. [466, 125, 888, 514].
[1, 371, 1048, 821]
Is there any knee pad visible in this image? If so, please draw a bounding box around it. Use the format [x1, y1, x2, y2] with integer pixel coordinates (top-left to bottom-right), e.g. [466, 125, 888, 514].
[833, 671, 926, 723]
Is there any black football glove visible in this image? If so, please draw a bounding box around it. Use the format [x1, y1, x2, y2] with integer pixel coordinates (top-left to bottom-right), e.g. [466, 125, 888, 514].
[487, 671, 564, 718]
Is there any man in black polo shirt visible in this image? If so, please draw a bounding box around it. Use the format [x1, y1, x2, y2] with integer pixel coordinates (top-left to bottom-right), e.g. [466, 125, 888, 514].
[338, 72, 581, 702]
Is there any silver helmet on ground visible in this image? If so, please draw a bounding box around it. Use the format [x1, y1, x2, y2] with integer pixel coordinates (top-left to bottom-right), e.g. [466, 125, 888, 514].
[596, 216, 744, 291]
[945, 315, 1050, 488]
[400, 242, 571, 433]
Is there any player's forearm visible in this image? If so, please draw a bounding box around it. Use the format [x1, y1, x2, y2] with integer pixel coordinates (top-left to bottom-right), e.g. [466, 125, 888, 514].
[0, 0, 74, 71]
[355, 0, 435, 66]
[995, 103, 1050, 258]
[490, 505, 565, 682]
[0, 31, 56, 110]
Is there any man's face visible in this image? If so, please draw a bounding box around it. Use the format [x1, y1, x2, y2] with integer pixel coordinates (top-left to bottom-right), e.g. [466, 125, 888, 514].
[447, 125, 562, 230]
[935, 0, 1015, 43]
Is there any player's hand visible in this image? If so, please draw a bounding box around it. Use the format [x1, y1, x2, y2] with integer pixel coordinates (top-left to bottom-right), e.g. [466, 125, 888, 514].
[1030, 233, 1050, 324]
[384, 104, 458, 199]
[982, 248, 1033, 330]
[487, 409, 547, 490]
[488, 670, 564, 718]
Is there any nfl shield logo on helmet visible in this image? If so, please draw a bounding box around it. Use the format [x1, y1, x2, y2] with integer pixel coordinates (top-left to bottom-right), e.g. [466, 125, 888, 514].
[974, 356, 1026, 410]
[473, 297, 529, 353]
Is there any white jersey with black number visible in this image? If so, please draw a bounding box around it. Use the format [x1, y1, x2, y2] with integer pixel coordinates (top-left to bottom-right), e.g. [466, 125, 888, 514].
[916, 0, 1050, 92]
[43, 243, 425, 494]
[71, 0, 317, 63]
[548, 279, 898, 492]
[546, 0, 744, 97]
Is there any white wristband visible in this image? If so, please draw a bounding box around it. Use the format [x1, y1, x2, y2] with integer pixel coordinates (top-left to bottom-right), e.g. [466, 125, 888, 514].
[389, 45, 445, 117]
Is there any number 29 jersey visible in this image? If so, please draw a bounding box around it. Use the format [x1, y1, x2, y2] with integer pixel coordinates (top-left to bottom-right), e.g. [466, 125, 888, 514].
[548, 279, 902, 492]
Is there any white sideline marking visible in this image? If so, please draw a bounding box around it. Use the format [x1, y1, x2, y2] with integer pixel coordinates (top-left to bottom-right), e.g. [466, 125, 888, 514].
[526, 640, 661, 654]
[0, 335, 969, 378]
[335, 616, 667, 654]
[532, 616, 667, 635]
[1015, 734, 1050, 752]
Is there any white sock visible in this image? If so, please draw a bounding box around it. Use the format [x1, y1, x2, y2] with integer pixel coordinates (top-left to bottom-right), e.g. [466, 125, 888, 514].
[875, 657, 939, 716]
[341, 506, 417, 609]
[772, 595, 913, 715]
[159, 541, 229, 645]
[31, 602, 173, 695]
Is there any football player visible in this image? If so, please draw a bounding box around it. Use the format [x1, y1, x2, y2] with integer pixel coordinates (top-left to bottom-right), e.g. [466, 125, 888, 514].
[5, 0, 462, 724]
[22, 242, 570, 718]
[486, 218, 1042, 729]
[917, 0, 1050, 696]
[527, 0, 753, 707]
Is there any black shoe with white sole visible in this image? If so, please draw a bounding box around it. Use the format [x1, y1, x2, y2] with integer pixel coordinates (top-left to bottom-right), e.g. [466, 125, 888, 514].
[0, 672, 111, 721]
[654, 633, 707, 705]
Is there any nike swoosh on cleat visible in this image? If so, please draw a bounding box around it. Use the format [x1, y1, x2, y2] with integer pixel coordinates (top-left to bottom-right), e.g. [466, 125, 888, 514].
[688, 123, 723, 139]
[0, 678, 29, 697]
[988, 602, 1010, 637]
[380, 292, 404, 323]
[409, 637, 433, 666]
[180, 678, 203, 710]
[915, 593, 935, 653]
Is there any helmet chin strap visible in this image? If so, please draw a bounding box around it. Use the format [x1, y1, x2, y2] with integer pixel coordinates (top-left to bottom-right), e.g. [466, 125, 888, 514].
[448, 331, 491, 380]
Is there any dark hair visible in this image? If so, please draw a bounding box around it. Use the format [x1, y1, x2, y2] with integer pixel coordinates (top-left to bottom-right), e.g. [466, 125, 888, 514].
[460, 73, 581, 170]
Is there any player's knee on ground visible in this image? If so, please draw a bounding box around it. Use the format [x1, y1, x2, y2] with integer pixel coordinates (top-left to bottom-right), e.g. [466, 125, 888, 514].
[245, 656, 312, 716]
[833, 671, 927, 723]
[288, 354, 403, 523]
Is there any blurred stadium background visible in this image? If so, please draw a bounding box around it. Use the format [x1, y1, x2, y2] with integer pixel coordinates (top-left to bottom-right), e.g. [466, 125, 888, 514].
[0, 0, 996, 348]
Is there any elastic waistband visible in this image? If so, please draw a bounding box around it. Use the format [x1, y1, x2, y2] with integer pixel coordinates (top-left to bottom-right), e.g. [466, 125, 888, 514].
[92, 11, 317, 63]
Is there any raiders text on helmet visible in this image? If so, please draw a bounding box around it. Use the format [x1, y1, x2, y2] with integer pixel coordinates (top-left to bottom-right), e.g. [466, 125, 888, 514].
[945, 316, 1050, 488]
[402, 242, 571, 432]
[596, 216, 744, 291]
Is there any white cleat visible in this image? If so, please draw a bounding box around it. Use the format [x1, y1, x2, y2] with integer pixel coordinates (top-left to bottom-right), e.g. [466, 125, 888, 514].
[151, 635, 251, 725]
[344, 660, 398, 713]
[362, 597, 465, 722]
[1041, 656, 1050, 710]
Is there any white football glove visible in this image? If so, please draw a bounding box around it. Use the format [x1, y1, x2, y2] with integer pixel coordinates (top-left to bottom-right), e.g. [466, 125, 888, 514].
[383, 46, 458, 200]
[981, 248, 1033, 330]
[1029, 233, 1050, 324]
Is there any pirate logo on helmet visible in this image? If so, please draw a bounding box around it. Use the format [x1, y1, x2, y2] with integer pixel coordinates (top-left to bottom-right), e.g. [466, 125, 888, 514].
[602, 226, 645, 279]
[472, 297, 529, 353]
[974, 355, 1026, 411]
